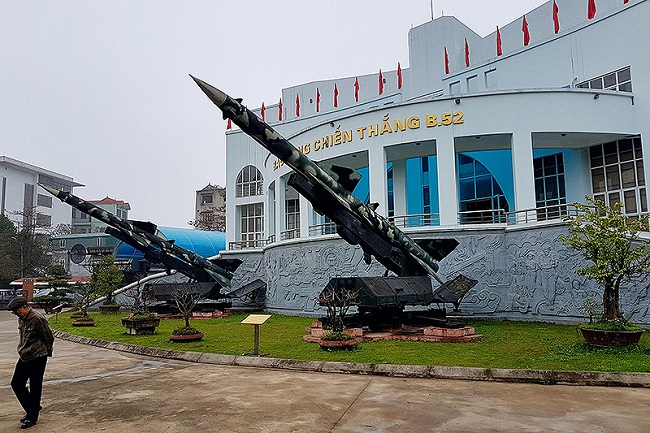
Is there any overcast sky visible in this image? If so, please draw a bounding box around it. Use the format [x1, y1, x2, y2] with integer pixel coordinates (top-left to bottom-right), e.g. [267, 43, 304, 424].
[1, 0, 546, 228]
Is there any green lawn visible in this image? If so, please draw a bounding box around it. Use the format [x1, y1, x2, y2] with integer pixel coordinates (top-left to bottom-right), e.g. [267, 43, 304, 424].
[49, 312, 650, 373]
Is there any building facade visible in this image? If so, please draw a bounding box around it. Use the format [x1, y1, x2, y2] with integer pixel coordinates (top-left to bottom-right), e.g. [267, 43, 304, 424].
[72, 196, 131, 234]
[0, 156, 83, 230]
[193, 183, 226, 231]
[220, 0, 650, 324]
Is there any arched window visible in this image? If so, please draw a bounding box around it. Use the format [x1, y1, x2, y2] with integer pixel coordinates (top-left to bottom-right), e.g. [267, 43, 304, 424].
[236, 165, 263, 198]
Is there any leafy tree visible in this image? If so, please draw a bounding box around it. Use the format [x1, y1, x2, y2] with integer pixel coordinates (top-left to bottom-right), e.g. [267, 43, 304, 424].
[91, 255, 124, 305]
[0, 215, 19, 285]
[6, 207, 52, 279]
[559, 197, 650, 323]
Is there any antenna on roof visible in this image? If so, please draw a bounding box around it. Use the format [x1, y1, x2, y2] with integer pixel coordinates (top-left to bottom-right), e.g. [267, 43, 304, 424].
[430, 0, 434, 20]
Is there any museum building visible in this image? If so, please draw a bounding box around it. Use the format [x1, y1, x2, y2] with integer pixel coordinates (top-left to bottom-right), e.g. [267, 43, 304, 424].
[218, 0, 650, 324]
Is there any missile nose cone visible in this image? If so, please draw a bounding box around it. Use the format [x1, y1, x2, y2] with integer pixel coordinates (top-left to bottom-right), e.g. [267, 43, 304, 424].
[190, 75, 227, 107]
[38, 183, 65, 199]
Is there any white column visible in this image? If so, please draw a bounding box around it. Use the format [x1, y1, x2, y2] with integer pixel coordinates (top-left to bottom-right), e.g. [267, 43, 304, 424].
[392, 159, 407, 217]
[299, 195, 311, 238]
[436, 133, 458, 226]
[368, 147, 388, 217]
[511, 131, 536, 213]
[274, 177, 286, 242]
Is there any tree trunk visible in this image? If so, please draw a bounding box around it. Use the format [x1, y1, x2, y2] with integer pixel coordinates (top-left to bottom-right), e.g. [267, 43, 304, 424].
[601, 283, 623, 321]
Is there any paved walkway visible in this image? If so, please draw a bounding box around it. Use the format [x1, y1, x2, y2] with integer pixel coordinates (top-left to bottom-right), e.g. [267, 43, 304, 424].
[2, 311, 650, 432]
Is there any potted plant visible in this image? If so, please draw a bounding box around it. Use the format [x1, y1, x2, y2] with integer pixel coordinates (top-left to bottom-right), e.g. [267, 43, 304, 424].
[559, 197, 650, 347]
[317, 285, 359, 349]
[169, 286, 204, 342]
[121, 277, 160, 335]
[91, 255, 124, 314]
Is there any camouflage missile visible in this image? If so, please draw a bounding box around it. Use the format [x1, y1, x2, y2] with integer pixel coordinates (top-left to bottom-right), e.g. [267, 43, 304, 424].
[191, 76, 448, 283]
[39, 184, 237, 287]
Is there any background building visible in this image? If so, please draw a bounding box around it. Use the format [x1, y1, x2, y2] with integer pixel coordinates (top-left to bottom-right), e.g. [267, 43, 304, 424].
[193, 183, 226, 231]
[72, 196, 131, 234]
[0, 156, 83, 230]
[217, 0, 650, 325]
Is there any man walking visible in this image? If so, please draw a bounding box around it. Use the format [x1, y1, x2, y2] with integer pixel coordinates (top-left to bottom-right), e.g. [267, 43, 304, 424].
[7, 296, 54, 429]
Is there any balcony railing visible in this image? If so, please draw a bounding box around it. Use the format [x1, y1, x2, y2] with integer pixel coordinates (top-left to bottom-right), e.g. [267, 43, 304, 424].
[280, 228, 300, 240]
[506, 203, 577, 225]
[228, 235, 275, 250]
[230, 205, 587, 250]
[309, 222, 337, 236]
[389, 213, 441, 228]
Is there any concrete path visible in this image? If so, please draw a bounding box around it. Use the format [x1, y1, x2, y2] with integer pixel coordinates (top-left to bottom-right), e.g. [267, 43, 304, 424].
[1, 311, 650, 432]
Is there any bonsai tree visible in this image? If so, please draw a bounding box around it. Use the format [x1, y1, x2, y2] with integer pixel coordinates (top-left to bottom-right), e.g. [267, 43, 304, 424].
[91, 255, 124, 306]
[71, 283, 100, 322]
[318, 285, 358, 340]
[170, 286, 203, 337]
[559, 197, 650, 327]
[123, 276, 156, 318]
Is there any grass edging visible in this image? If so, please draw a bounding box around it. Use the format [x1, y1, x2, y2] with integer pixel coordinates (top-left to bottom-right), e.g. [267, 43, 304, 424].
[52, 329, 650, 388]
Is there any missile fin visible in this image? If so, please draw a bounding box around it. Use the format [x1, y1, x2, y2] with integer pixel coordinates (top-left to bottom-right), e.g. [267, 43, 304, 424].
[414, 238, 460, 262]
[130, 220, 157, 235]
[320, 164, 361, 193]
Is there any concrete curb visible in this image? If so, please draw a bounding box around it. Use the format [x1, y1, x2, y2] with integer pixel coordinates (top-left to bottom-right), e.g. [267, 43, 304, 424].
[52, 330, 650, 388]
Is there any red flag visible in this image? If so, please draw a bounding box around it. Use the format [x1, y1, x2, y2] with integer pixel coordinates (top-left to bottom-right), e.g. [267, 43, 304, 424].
[226, 118, 232, 130]
[260, 103, 265, 122]
[378, 69, 384, 95]
[444, 47, 449, 74]
[464, 39, 470, 67]
[496, 26, 502, 56]
[316, 88, 320, 112]
[295, 94, 300, 117]
[397, 62, 402, 89]
[588, 0, 596, 19]
[354, 77, 360, 102]
[624, 0, 629, 3]
[333, 84, 338, 107]
[522, 15, 530, 46]
[553, 1, 560, 34]
[278, 98, 283, 121]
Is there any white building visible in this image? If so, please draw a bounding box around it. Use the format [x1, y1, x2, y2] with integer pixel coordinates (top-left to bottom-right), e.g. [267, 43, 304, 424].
[219, 0, 650, 323]
[0, 156, 83, 230]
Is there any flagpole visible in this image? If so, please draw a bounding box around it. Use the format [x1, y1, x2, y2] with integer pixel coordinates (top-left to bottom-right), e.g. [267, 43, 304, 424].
[430, 0, 434, 20]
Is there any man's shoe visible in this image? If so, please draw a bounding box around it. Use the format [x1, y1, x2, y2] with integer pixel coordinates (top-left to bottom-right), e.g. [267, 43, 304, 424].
[20, 405, 42, 422]
[20, 419, 37, 429]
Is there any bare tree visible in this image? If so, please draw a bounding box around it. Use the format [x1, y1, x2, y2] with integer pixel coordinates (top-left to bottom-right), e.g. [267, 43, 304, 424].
[172, 286, 203, 329]
[318, 286, 358, 333]
[188, 203, 226, 232]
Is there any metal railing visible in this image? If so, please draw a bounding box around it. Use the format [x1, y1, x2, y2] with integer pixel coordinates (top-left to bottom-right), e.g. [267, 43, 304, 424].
[389, 213, 441, 228]
[280, 228, 300, 241]
[506, 203, 578, 225]
[228, 235, 275, 250]
[458, 209, 508, 225]
[230, 205, 586, 249]
[309, 222, 337, 236]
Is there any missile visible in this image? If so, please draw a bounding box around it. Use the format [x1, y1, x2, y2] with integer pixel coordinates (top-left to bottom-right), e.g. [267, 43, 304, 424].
[39, 184, 239, 288]
[191, 76, 457, 283]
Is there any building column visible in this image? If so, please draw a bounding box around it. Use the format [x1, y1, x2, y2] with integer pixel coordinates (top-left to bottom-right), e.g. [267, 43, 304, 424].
[436, 134, 458, 226]
[368, 147, 388, 217]
[299, 195, 311, 238]
[274, 177, 286, 242]
[392, 159, 407, 217]
[511, 131, 536, 213]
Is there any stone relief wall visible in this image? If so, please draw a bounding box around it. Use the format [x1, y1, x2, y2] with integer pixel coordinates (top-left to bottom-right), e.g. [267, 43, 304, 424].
[223, 224, 650, 325]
